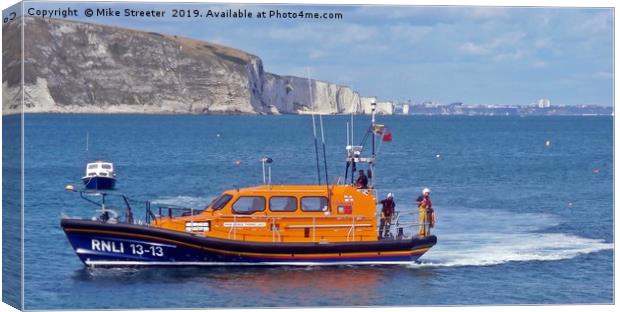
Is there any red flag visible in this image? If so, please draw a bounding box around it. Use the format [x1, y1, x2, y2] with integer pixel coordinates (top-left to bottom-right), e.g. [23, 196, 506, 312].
[382, 130, 392, 142]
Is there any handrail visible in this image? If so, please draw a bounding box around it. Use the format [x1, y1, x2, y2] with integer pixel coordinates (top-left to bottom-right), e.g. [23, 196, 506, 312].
[216, 213, 374, 243]
[346, 215, 360, 241]
[286, 224, 372, 228]
[312, 217, 316, 241]
[227, 215, 238, 240]
[274, 221, 281, 242]
[216, 214, 371, 220]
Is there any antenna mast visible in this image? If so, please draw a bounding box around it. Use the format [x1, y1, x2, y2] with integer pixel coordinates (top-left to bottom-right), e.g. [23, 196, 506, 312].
[319, 115, 329, 188]
[308, 68, 322, 185]
[370, 101, 377, 186]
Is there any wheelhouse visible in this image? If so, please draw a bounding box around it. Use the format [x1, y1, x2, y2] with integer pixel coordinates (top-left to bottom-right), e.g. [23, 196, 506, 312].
[152, 185, 379, 243]
[84, 161, 115, 178]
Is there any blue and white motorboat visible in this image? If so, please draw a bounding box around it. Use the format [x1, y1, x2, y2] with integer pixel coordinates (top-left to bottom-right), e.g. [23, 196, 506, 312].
[82, 161, 116, 190]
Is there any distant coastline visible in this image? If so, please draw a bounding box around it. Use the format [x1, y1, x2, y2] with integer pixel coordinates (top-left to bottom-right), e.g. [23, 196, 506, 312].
[4, 108, 613, 117]
[398, 103, 612, 116]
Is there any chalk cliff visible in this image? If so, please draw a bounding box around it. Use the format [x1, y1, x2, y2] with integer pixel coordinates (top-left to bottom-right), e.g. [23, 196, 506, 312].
[2, 17, 393, 115]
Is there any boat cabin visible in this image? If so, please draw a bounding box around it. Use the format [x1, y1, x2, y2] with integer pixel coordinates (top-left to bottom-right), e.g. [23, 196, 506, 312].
[84, 161, 115, 179]
[152, 184, 379, 243]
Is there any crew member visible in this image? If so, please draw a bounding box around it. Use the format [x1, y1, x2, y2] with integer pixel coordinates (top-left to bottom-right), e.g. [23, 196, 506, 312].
[416, 188, 435, 236]
[355, 169, 368, 189]
[379, 192, 396, 239]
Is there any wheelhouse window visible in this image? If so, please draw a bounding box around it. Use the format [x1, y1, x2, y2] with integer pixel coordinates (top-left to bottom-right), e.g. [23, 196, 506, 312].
[301, 196, 329, 212]
[269, 196, 297, 212]
[101, 164, 112, 169]
[88, 164, 98, 169]
[208, 194, 233, 211]
[233, 196, 266, 214]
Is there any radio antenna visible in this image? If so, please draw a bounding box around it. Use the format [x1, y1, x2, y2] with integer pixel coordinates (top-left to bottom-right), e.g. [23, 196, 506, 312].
[308, 68, 322, 185]
[319, 114, 329, 188]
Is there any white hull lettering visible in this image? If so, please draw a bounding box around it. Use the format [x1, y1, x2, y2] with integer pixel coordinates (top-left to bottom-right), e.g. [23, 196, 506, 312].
[91, 239, 124, 253]
[90, 239, 165, 257]
[185, 221, 210, 232]
[223, 222, 266, 228]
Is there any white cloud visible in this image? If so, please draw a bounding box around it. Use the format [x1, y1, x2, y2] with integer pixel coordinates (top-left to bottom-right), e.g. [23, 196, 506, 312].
[308, 49, 327, 59]
[575, 11, 612, 35]
[533, 38, 551, 49]
[459, 42, 491, 55]
[460, 32, 528, 61]
[531, 60, 548, 68]
[591, 71, 612, 79]
[493, 50, 528, 62]
[266, 23, 378, 45]
[387, 24, 433, 42]
[487, 31, 526, 48]
[469, 7, 508, 19]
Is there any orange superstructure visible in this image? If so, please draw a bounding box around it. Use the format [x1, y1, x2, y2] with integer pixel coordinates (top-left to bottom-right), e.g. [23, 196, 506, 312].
[153, 184, 380, 243]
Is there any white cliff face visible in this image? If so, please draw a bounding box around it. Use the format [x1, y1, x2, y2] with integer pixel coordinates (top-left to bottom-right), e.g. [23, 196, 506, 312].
[3, 17, 394, 115]
[336, 87, 361, 114]
[262, 74, 370, 115]
[361, 97, 378, 114]
[376, 101, 395, 115]
[360, 97, 394, 115]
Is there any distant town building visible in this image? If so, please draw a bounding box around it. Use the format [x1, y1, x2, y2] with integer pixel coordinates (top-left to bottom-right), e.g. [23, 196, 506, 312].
[408, 101, 611, 116]
[537, 98, 551, 108]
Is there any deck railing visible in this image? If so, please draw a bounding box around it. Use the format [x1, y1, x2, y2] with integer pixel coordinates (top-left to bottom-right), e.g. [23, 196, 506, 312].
[379, 209, 435, 239]
[218, 214, 373, 242]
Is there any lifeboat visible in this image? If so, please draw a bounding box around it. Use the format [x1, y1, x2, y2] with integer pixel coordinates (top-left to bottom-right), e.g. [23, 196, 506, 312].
[61, 103, 437, 266]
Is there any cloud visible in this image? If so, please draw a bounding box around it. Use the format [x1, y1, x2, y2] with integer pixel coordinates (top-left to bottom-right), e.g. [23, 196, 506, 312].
[488, 31, 526, 48]
[575, 11, 612, 35]
[265, 23, 378, 45]
[387, 24, 433, 43]
[308, 49, 327, 59]
[468, 7, 509, 19]
[493, 50, 528, 62]
[460, 31, 528, 61]
[459, 42, 491, 55]
[533, 38, 551, 49]
[591, 71, 612, 79]
[352, 6, 511, 25]
[531, 60, 548, 68]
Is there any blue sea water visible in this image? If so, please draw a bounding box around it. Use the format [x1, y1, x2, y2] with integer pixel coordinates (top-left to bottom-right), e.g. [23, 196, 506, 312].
[18, 114, 613, 309]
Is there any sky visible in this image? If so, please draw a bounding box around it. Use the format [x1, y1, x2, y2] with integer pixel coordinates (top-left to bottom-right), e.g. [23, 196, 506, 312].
[9, 2, 615, 106]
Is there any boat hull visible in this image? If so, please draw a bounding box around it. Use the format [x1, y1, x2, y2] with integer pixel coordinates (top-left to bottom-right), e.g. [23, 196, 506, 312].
[61, 219, 437, 267]
[82, 176, 116, 190]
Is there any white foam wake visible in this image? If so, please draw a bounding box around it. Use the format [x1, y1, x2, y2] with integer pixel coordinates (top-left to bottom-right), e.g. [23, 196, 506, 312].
[410, 207, 613, 267]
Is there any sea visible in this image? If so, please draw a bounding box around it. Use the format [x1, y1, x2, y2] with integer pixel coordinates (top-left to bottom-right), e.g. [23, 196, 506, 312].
[8, 114, 615, 309]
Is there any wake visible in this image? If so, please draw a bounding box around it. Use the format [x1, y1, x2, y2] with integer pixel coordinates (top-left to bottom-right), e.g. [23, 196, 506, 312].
[409, 207, 613, 268]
